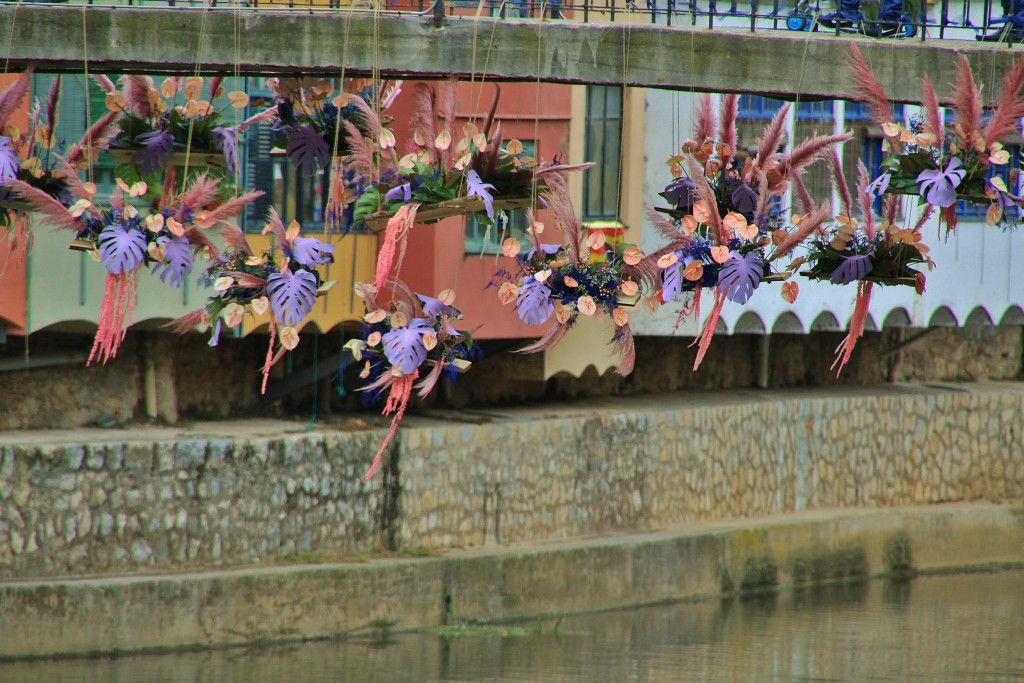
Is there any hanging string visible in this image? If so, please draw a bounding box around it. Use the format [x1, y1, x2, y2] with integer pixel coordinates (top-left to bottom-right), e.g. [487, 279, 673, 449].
[81, 4, 93, 186]
[323, 0, 354, 234]
[2, 0, 23, 79]
[182, 0, 214, 181]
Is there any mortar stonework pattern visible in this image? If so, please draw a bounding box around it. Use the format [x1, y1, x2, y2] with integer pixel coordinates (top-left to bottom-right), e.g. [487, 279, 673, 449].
[1, 386, 1022, 578]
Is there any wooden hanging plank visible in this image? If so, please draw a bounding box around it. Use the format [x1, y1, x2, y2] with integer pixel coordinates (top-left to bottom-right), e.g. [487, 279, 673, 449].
[363, 195, 534, 233]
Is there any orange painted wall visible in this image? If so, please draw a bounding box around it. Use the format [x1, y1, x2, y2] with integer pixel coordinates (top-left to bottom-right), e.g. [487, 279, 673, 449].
[385, 80, 573, 339]
[0, 74, 32, 334]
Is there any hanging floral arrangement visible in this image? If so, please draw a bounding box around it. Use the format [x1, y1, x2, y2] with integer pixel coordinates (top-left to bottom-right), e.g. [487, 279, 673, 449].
[346, 280, 478, 480]
[492, 172, 640, 375]
[97, 74, 254, 181]
[848, 43, 1024, 232]
[653, 94, 850, 368]
[0, 67, 69, 268]
[263, 77, 402, 234]
[169, 208, 335, 391]
[351, 79, 591, 291]
[802, 156, 933, 373]
[8, 169, 260, 364]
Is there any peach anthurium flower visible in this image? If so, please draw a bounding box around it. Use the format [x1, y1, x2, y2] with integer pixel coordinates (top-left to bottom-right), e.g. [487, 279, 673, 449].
[390, 310, 409, 328]
[622, 246, 644, 265]
[379, 129, 396, 149]
[620, 280, 639, 297]
[147, 242, 165, 262]
[710, 246, 731, 264]
[692, 200, 711, 224]
[434, 130, 452, 151]
[535, 269, 552, 283]
[223, 303, 245, 328]
[502, 238, 521, 258]
[366, 331, 382, 347]
[279, 326, 300, 351]
[354, 282, 377, 300]
[881, 122, 901, 138]
[657, 253, 679, 269]
[214, 276, 234, 291]
[915, 132, 937, 148]
[69, 199, 92, 218]
[642, 295, 661, 315]
[359, 360, 371, 379]
[612, 307, 629, 327]
[723, 212, 747, 232]
[166, 217, 185, 237]
[681, 215, 698, 235]
[364, 309, 387, 324]
[738, 222, 759, 241]
[781, 281, 799, 304]
[438, 289, 456, 306]
[422, 330, 438, 351]
[498, 282, 519, 305]
[563, 276, 579, 288]
[145, 214, 165, 233]
[990, 145, 1010, 165]
[554, 304, 571, 325]
[587, 231, 606, 251]
[683, 260, 704, 281]
[251, 296, 269, 316]
[577, 296, 597, 316]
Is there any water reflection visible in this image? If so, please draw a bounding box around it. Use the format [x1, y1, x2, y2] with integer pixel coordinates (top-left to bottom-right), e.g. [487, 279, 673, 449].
[4, 571, 1023, 682]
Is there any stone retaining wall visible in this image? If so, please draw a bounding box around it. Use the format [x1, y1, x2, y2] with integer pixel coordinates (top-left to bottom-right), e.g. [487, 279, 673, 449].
[1, 384, 1023, 579]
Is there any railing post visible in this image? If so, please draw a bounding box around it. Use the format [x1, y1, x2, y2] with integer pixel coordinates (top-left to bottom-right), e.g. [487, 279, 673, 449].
[433, 0, 445, 26]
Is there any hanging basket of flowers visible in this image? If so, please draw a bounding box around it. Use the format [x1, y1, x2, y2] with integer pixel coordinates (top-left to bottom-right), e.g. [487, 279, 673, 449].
[847, 42, 1024, 232]
[347, 281, 479, 481]
[97, 74, 251, 179]
[648, 92, 851, 369]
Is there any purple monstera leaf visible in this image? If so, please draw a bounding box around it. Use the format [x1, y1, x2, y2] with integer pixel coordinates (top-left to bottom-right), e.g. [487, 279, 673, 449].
[212, 126, 239, 173]
[152, 235, 194, 287]
[730, 183, 758, 216]
[285, 124, 329, 177]
[0, 136, 18, 181]
[917, 158, 966, 208]
[266, 268, 318, 327]
[467, 169, 497, 219]
[830, 254, 873, 285]
[516, 276, 554, 326]
[525, 243, 562, 261]
[382, 317, 431, 374]
[289, 236, 335, 268]
[132, 130, 175, 175]
[718, 251, 763, 304]
[661, 177, 696, 211]
[866, 171, 892, 197]
[98, 223, 148, 275]
[383, 183, 412, 203]
[661, 258, 684, 303]
[417, 293, 457, 318]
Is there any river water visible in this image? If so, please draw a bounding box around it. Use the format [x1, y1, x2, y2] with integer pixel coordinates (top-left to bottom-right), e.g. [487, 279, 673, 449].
[5, 570, 1024, 682]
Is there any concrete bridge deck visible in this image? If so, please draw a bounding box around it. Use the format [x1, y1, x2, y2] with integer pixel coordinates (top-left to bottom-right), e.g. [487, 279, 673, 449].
[2, 4, 1021, 100]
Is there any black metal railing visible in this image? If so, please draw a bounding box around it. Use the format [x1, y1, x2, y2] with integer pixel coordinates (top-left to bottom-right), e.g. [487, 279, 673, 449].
[13, 0, 1022, 44]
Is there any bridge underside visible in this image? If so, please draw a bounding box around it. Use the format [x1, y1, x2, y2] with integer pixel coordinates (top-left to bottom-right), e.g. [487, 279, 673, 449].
[1, 5, 1019, 101]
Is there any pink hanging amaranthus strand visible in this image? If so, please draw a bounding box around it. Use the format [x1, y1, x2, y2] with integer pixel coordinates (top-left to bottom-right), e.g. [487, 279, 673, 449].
[832, 280, 873, 375]
[364, 370, 418, 481]
[1, 215, 30, 280]
[692, 286, 727, 371]
[88, 271, 138, 366]
[374, 203, 420, 291]
[260, 323, 277, 395]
